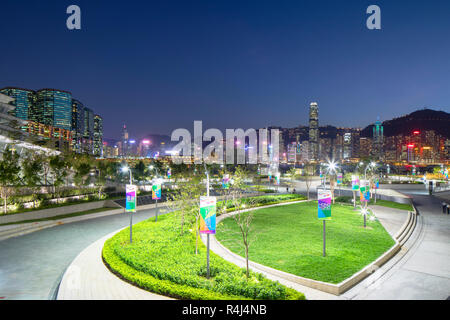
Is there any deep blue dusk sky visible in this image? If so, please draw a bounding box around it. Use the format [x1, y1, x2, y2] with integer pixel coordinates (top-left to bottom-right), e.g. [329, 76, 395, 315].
[1, 0, 450, 140]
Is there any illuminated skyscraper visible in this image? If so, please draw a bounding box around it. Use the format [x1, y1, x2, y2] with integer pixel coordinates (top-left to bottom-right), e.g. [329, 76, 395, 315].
[121, 124, 129, 157]
[83, 107, 94, 154]
[372, 118, 384, 160]
[308, 102, 319, 161]
[72, 99, 85, 153]
[0, 87, 35, 121]
[35, 89, 72, 130]
[93, 114, 103, 157]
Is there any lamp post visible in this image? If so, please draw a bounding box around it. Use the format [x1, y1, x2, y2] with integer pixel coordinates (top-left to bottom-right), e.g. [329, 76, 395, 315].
[361, 162, 376, 227]
[149, 165, 161, 222]
[122, 166, 133, 243]
[203, 162, 211, 278]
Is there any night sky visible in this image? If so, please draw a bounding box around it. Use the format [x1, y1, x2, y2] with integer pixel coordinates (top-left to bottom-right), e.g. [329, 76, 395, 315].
[1, 0, 450, 140]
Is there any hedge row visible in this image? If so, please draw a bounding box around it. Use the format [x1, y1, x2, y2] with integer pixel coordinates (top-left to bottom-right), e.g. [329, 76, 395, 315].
[102, 195, 306, 300]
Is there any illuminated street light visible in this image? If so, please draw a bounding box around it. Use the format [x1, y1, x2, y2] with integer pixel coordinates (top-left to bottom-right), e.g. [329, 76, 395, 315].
[121, 166, 132, 184]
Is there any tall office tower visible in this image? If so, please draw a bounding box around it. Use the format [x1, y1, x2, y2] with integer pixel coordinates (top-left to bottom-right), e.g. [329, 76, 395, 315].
[359, 137, 372, 158]
[83, 107, 94, 154]
[72, 99, 85, 153]
[351, 130, 361, 159]
[343, 132, 352, 159]
[372, 118, 384, 160]
[0, 87, 35, 121]
[121, 124, 129, 157]
[93, 114, 103, 157]
[308, 102, 319, 161]
[35, 89, 72, 130]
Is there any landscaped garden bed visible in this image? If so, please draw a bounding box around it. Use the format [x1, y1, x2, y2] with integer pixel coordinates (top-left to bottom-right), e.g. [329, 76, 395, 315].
[102, 194, 306, 300]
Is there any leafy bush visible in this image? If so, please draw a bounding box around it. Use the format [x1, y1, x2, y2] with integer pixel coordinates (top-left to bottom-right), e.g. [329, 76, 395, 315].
[102, 196, 305, 300]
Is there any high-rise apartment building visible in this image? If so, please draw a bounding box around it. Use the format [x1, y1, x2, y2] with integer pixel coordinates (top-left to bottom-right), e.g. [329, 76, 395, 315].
[308, 102, 319, 161]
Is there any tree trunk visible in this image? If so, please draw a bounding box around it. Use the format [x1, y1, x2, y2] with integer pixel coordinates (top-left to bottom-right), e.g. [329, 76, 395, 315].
[245, 245, 249, 278]
[195, 216, 199, 255]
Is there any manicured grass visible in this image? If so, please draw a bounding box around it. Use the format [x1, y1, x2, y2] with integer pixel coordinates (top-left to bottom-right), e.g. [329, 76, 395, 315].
[334, 196, 413, 212]
[216, 201, 396, 284]
[102, 195, 306, 300]
[370, 199, 414, 212]
[0, 207, 115, 226]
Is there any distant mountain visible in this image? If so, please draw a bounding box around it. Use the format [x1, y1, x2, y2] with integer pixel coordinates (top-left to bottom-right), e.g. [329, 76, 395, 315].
[361, 108, 450, 138]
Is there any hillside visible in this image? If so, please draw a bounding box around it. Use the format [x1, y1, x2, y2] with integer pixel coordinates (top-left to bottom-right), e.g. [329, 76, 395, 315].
[361, 108, 450, 138]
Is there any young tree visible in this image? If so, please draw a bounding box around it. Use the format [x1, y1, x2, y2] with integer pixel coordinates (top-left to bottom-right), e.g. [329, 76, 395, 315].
[0, 147, 21, 214]
[329, 175, 336, 204]
[287, 167, 300, 193]
[166, 172, 204, 242]
[222, 166, 256, 278]
[50, 155, 69, 202]
[22, 153, 44, 208]
[93, 160, 110, 199]
[301, 163, 315, 200]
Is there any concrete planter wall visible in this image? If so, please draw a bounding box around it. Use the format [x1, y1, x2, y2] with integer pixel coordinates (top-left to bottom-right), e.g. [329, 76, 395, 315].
[0, 200, 121, 225]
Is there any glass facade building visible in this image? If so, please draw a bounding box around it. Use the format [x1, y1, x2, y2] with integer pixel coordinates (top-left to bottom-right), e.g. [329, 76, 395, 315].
[1, 86, 102, 155]
[0, 87, 35, 121]
[35, 89, 72, 131]
[83, 107, 94, 154]
[72, 99, 85, 153]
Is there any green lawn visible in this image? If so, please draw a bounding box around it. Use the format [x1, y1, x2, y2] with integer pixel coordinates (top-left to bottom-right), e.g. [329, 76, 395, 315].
[370, 199, 414, 212]
[334, 196, 414, 212]
[216, 201, 396, 284]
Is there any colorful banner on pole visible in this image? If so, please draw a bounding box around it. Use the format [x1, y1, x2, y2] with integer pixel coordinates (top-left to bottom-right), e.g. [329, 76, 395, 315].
[360, 180, 370, 202]
[318, 189, 332, 220]
[152, 183, 161, 200]
[275, 172, 280, 185]
[337, 173, 343, 185]
[167, 168, 171, 179]
[352, 175, 360, 191]
[222, 174, 230, 189]
[200, 196, 216, 234]
[126, 184, 137, 213]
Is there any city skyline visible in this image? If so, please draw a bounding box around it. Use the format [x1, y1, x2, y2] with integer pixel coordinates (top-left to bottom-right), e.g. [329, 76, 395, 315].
[2, 0, 450, 139]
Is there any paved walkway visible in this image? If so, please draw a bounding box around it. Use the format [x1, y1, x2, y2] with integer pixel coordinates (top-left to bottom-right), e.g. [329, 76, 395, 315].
[346, 190, 450, 300]
[0, 206, 162, 299]
[434, 190, 450, 202]
[57, 230, 172, 300]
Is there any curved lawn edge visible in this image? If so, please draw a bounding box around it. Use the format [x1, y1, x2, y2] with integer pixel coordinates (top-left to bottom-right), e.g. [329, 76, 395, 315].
[215, 200, 400, 285]
[214, 201, 412, 295]
[101, 194, 307, 300]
